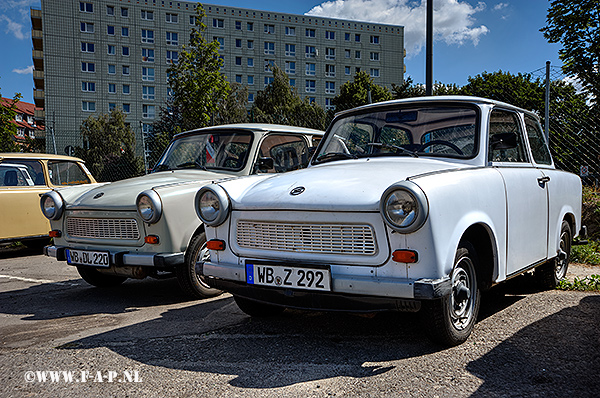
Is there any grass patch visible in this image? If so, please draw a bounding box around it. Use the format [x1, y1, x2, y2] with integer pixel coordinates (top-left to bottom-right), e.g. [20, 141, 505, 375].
[558, 274, 600, 291]
[572, 240, 600, 265]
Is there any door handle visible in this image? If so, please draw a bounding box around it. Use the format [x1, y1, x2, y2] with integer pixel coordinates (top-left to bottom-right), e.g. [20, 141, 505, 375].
[537, 176, 550, 187]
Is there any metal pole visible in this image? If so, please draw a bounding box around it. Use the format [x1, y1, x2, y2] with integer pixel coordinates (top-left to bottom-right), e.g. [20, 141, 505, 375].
[139, 121, 148, 173]
[51, 111, 57, 154]
[544, 61, 550, 142]
[425, 0, 433, 96]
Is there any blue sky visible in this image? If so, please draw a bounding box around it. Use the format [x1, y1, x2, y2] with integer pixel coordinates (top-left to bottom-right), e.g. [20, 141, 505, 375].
[0, 0, 562, 103]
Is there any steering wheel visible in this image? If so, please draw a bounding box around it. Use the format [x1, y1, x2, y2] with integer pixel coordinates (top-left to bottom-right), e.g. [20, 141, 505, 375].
[417, 140, 464, 155]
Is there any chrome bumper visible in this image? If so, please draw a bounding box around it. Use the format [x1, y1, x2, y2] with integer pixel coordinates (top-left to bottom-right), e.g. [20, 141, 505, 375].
[44, 245, 184, 267]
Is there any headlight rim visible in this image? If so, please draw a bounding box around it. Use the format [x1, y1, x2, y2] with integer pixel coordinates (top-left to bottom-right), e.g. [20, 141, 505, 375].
[380, 181, 429, 234]
[40, 191, 64, 220]
[136, 189, 163, 224]
[195, 184, 230, 227]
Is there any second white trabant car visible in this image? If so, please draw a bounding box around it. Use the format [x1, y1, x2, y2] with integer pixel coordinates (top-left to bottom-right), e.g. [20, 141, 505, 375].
[41, 124, 323, 298]
[197, 97, 583, 346]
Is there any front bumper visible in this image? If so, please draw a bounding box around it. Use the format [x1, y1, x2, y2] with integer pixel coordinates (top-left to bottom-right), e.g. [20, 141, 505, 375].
[44, 245, 184, 268]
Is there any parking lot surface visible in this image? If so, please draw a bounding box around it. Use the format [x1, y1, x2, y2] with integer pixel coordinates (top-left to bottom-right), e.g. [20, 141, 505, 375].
[0, 247, 598, 397]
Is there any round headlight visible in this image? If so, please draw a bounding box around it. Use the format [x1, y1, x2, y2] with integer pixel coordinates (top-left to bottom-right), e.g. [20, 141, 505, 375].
[136, 190, 162, 224]
[380, 182, 428, 233]
[195, 184, 230, 226]
[40, 191, 64, 220]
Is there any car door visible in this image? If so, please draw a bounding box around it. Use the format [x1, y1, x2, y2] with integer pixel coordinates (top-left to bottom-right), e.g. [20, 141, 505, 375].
[488, 109, 549, 276]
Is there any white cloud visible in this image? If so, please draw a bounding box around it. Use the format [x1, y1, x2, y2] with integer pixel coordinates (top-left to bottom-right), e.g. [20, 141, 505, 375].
[0, 15, 27, 40]
[13, 65, 33, 74]
[307, 0, 489, 58]
[493, 3, 509, 11]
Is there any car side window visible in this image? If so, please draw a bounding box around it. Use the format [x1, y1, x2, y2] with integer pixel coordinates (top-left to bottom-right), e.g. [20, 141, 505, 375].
[1, 159, 45, 185]
[524, 115, 552, 165]
[256, 134, 309, 173]
[0, 168, 30, 186]
[48, 161, 91, 185]
[488, 109, 527, 163]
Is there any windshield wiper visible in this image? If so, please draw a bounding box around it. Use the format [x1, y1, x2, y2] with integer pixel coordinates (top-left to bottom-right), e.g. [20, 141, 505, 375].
[176, 161, 207, 170]
[315, 152, 358, 163]
[366, 143, 419, 158]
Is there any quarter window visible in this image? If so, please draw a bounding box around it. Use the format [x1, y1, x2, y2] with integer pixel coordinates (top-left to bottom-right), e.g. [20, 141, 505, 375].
[488, 109, 527, 163]
[525, 115, 552, 165]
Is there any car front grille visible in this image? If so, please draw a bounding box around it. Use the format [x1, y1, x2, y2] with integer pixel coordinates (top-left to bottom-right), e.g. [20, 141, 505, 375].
[66, 217, 141, 240]
[236, 221, 377, 255]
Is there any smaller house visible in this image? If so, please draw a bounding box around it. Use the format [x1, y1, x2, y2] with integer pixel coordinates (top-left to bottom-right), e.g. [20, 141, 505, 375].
[1, 97, 45, 147]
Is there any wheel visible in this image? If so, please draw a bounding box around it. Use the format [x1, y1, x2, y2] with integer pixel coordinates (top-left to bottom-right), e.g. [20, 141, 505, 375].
[536, 220, 571, 289]
[76, 266, 126, 288]
[421, 241, 480, 346]
[176, 232, 223, 299]
[417, 140, 464, 155]
[233, 295, 285, 317]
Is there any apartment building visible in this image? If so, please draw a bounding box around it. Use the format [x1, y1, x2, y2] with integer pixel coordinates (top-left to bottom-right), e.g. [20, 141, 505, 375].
[31, 0, 405, 153]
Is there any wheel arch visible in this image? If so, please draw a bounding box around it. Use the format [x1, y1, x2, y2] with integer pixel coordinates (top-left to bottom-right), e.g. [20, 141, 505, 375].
[461, 223, 497, 291]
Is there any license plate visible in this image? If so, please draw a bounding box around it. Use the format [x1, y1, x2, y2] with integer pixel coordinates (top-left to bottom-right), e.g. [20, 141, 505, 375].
[66, 249, 110, 267]
[246, 263, 331, 291]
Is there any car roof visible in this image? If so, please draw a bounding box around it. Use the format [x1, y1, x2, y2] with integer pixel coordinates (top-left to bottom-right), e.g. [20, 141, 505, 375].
[0, 163, 30, 169]
[0, 153, 86, 162]
[174, 123, 325, 140]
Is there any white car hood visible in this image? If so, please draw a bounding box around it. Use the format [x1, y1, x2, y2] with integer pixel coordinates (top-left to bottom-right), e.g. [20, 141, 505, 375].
[224, 157, 471, 212]
[67, 169, 233, 210]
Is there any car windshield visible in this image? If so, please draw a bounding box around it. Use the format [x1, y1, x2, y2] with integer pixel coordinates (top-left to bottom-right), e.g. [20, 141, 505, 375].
[153, 131, 253, 172]
[315, 105, 478, 163]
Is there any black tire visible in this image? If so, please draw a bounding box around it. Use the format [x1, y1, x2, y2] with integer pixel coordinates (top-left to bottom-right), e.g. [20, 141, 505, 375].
[176, 232, 223, 299]
[233, 295, 285, 317]
[421, 241, 481, 346]
[76, 266, 127, 288]
[536, 220, 571, 289]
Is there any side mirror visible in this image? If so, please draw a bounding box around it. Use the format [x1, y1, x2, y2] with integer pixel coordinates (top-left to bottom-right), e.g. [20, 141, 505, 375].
[491, 132, 518, 150]
[256, 157, 274, 172]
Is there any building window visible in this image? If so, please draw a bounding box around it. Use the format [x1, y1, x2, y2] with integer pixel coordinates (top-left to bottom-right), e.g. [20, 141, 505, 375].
[141, 29, 154, 44]
[121, 7, 128, 18]
[248, 58, 254, 67]
[264, 24, 275, 34]
[109, 103, 116, 111]
[107, 25, 115, 35]
[166, 32, 179, 46]
[142, 48, 155, 62]
[122, 65, 130, 76]
[107, 45, 115, 55]
[355, 50, 361, 59]
[289, 78, 295, 87]
[247, 40, 254, 49]
[355, 67, 361, 74]
[141, 123, 153, 136]
[308, 97, 316, 104]
[285, 26, 295, 36]
[81, 81, 96, 92]
[82, 62, 95, 73]
[285, 61, 296, 75]
[345, 49, 351, 58]
[305, 63, 316, 76]
[325, 47, 335, 60]
[370, 68, 380, 77]
[166, 13, 178, 23]
[370, 35, 380, 44]
[108, 64, 115, 74]
[370, 52, 380, 61]
[82, 101, 96, 111]
[213, 36, 224, 50]
[108, 83, 116, 93]
[285, 43, 295, 57]
[79, 2, 93, 13]
[264, 59, 275, 72]
[106, 5, 114, 16]
[142, 67, 155, 81]
[122, 27, 129, 37]
[248, 93, 254, 103]
[325, 81, 336, 94]
[122, 84, 130, 95]
[305, 80, 316, 93]
[325, 98, 334, 110]
[190, 15, 197, 25]
[235, 21, 241, 30]
[235, 56, 242, 66]
[247, 22, 254, 31]
[247, 75, 254, 85]
[264, 76, 274, 87]
[123, 103, 130, 113]
[213, 18, 224, 28]
[141, 10, 154, 20]
[80, 22, 94, 33]
[142, 86, 155, 100]
[355, 34, 361, 42]
[264, 42, 275, 55]
[325, 30, 335, 40]
[235, 39, 242, 48]
[306, 28, 316, 38]
[81, 42, 95, 53]
[122, 46, 130, 56]
[325, 64, 335, 77]
[345, 32, 350, 41]
[345, 66, 351, 75]
[305, 46, 316, 58]
[166, 50, 178, 64]
[235, 75, 242, 83]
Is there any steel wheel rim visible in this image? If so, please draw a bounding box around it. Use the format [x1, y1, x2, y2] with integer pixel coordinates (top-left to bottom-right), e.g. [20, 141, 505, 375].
[194, 242, 212, 288]
[555, 230, 570, 280]
[450, 256, 476, 330]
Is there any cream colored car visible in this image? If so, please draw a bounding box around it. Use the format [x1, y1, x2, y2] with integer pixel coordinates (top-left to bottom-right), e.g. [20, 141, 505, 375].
[0, 153, 96, 248]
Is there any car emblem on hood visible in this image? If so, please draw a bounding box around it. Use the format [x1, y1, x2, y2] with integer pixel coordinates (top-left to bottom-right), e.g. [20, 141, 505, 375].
[93, 192, 104, 199]
[290, 186, 305, 196]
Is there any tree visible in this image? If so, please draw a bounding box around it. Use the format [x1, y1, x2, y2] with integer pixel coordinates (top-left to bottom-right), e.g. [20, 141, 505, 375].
[392, 77, 461, 99]
[76, 109, 144, 181]
[0, 91, 22, 152]
[332, 71, 392, 112]
[214, 82, 248, 125]
[541, 0, 600, 103]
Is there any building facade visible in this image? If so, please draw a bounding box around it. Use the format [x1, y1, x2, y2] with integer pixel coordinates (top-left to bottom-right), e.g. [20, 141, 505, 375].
[1, 97, 45, 148]
[31, 0, 405, 154]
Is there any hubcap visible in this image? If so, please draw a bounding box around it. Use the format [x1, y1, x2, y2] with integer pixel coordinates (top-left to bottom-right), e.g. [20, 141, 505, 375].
[450, 256, 476, 330]
[194, 243, 212, 288]
[555, 230, 570, 280]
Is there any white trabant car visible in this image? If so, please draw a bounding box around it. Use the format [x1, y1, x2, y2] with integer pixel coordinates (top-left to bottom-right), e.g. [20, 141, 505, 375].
[197, 97, 583, 345]
[41, 124, 323, 298]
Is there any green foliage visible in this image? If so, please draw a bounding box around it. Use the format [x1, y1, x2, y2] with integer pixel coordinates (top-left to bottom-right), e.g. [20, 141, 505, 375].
[0, 90, 22, 152]
[541, 0, 600, 104]
[558, 274, 600, 291]
[392, 77, 461, 99]
[572, 241, 600, 265]
[214, 83, 249, 126]
[77, 109, 144, 182]
[332, 71, 392, 112]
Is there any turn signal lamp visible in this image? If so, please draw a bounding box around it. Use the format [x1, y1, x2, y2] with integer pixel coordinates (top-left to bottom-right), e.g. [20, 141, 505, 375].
[392, 249, 418, 263]
[49, 230, 62, 238]
[144, 235, 160, 244]
[207, 239, 226, 251]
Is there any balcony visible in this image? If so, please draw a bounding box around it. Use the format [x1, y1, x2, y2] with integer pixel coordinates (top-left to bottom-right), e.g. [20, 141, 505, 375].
[33, 89, 44, 108]
[34, 109, 45, 120]
[33, 70, 44, 90]
[32, 29, 43, 51]
[30, 8, 42, 30]
[32, 50, 44, 70]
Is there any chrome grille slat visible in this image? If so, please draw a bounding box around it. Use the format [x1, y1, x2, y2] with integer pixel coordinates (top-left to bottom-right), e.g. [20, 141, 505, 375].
[237, 221, 376, 255]
[66, 217, 141, 240]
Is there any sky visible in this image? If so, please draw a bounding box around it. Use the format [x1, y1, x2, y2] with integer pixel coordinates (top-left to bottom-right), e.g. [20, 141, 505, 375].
[0, 0, 563, 104]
